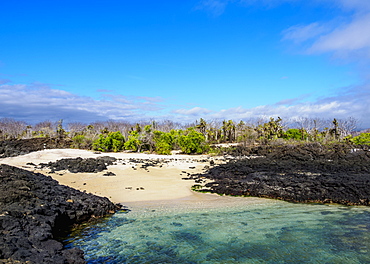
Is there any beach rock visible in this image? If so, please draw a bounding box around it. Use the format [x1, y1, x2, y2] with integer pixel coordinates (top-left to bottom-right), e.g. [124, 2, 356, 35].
[0, 138, 72, 158]
[39, 156, 117, 173]
[0, 164, 120, 263]
[194, 144, 370, 206]
[103, 172, 116, 176]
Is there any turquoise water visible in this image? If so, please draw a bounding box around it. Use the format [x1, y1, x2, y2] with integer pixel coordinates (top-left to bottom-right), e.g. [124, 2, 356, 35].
[65, 200, 370, 263]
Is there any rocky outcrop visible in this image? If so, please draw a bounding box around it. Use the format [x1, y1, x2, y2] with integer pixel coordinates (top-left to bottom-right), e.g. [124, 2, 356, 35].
[39, 156, 117, 173]
[194, 144, 370, 205]
[0, 138, 72, 158]
[0, 164, 120, 264]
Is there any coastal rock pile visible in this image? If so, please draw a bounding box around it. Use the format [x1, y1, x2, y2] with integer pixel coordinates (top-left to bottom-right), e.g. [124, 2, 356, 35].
[39, 156, 117, 173]
[0, 138, 72, 158]
[0, 164, 120, 264]
[195, 144, 370, 205]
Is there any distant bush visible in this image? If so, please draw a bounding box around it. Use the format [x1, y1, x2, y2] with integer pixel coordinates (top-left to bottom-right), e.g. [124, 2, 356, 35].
[71, 135, 86, 148]
[93, 131, 125, 152]
[351, 133, 370, 145]
[124, 131, 141, 152]
[153, 130, 177, 155]
[177, 128, 209, 154]
[283, 129, 307, 141]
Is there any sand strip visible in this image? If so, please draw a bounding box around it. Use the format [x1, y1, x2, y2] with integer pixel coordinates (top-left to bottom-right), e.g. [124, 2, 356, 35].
[0, 149, 274, 208]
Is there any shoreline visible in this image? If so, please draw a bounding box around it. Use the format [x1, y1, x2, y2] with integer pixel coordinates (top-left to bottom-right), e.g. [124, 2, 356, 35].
[0, 149, 229, 204]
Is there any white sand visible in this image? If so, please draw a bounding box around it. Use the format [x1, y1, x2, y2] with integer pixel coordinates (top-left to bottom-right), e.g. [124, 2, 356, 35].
[0, 149, 274, 208]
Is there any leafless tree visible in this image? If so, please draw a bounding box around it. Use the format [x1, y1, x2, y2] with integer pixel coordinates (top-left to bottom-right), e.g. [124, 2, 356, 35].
[294, 117, 327, 140]
[33, 120, 55, 137]
[0, 118, 27, 139]
[157, 120, 183, 132]
[67, 122, 86, 137]
[337, 117, 358, 137]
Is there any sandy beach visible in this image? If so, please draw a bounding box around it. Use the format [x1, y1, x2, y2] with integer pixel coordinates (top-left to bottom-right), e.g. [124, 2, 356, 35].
[0, 149, 274, 209]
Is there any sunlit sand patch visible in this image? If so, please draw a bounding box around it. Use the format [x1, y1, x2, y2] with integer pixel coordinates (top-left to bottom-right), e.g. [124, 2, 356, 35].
[0, 149, 255, 205]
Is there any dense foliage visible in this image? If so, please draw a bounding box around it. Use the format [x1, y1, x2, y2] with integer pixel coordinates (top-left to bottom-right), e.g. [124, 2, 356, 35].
[351, 133, 370, 145]
[177, 128, 208, 154]
[93, 131, 125, 152]
[0, 116, 365, 154]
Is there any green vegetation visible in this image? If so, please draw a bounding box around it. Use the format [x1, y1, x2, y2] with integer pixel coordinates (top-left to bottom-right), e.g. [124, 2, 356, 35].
[177, 128, 209, 154]
[71, 135, 87, 149]
[124, 131, 141, 152]
[0, 116, 365, 154]
[93, 131, 125, 152]
[153, 130, 177, 155]
[350, 133, 370, 145]
[283, 129, 307, 141]
[191, 184, 210, 193]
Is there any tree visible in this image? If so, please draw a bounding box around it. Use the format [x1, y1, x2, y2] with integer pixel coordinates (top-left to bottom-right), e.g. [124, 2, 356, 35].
[153, 130, 177, 155]
[33, 120, 54, 138]
[56, 119, 66, 139]
[338, 117, 358, 138]
[93, 131, 125, 152]
[124, 131, 141, 152]
[139, 125, 155, 152]
[196, 118, 207, 137]
[331, 118, 340, 140]
[256, 117, 284, 142]
[67, 122, 86, 137]
[222, 120, 236, 142]
[283, 128, 307, 141]
[0, 118, 27, 139]
[177, 128, 208, 154]
[71, 135, 88, 149]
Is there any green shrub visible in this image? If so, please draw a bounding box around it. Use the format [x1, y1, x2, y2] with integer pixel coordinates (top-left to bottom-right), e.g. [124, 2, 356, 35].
[124, 131, 141, 152]
[93, 131, 125, 152]
[177, 128, 209, 154]
[153, 130, 176, 155]
[71, 135, 87, 149]
[351, 133, 370, 145]
[283, 128, 307, 140]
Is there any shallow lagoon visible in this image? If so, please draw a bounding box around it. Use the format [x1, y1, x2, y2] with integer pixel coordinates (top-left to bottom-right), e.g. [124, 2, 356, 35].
[66, 199, 370, 263]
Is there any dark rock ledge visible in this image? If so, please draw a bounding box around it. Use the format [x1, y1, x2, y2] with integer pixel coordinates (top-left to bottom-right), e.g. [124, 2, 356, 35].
[0, 138, 72, 158]
[191, 144, 370, 206]
[39, 156, 117, 173]
[0, 164, 121, 264]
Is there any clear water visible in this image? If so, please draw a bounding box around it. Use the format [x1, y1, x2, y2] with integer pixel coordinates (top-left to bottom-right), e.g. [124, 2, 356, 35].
[65, 200, 370, 264]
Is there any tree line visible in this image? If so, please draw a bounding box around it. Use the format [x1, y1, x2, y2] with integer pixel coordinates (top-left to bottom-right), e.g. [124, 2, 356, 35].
[0, 116, 368, 154]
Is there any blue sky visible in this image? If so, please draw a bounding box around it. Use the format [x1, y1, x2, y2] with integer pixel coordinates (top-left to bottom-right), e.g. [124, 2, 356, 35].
[1, 0, 370, 127]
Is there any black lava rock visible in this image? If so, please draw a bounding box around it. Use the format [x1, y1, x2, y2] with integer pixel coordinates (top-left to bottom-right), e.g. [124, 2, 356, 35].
[194, 143, 370, 206]
[0, 164, 120, 264]
[40, 156, 117, 173]
[0, 138, 72, 158]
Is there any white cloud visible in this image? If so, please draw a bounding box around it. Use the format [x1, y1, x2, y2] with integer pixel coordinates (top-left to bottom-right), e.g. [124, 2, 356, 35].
[195, 0, 229, 16]
[282, 2, 370, 62]
[283, 23, 331, 44]
[309, 14, 370, 55]
[172, 107, 213, 116]
[1, 80, 369, 128]
[171, 83, 370, 128]
[0, 82, 166, 124]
